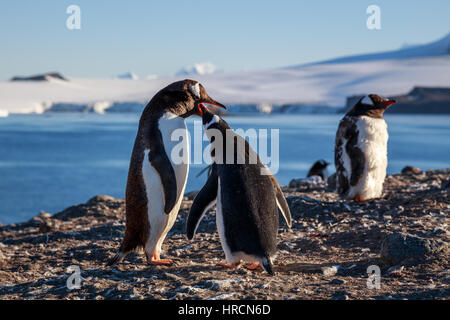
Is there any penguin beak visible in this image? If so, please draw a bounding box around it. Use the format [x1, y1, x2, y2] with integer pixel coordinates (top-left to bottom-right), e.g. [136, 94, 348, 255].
[201, 98, 227, 110]
[192, 98, 226, 117]
[193, 103, 208, 117]
[382, 99, 396, 107]
[197, 103, 204, 116]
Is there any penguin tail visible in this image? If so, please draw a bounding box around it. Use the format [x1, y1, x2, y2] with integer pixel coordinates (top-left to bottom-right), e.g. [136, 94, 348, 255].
[261, 256, 275, 276]
[106, 251, 126, 266]
[106, 241, 136, 266]
[107, 230, 144, 266]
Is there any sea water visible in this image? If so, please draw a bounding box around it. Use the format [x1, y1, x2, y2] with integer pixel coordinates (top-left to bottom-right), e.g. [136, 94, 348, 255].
[0, 113, 449, 224]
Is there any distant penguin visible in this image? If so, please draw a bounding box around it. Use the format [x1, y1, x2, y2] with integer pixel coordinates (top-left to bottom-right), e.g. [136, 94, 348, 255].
[307, 160, 330, 180]
[335, 94, 395, 201]
[186, 105, 292, 275]
[108, 80, 226, 266]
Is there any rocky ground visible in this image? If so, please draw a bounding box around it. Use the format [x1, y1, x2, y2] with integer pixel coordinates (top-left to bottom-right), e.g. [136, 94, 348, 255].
[0, 168, 448, 300]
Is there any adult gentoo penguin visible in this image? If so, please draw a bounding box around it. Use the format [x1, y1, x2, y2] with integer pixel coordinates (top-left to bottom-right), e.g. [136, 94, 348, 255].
[307, 160, 330, 180]
[334, 94, 395, 201]
[108, 80, 226, 266]
[186, 105, 292, 275]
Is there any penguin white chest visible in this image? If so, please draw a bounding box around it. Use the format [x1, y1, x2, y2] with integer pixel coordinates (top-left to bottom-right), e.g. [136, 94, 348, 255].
[142, 112, 190, 252]
[352, 116, 388, 198]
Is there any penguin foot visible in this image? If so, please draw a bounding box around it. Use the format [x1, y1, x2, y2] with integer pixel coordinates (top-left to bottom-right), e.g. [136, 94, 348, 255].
[150, 258, 173, 265]
[246, 263, 263, 271]
[146, 252, 172, 265]
[353, 195, 367, 202]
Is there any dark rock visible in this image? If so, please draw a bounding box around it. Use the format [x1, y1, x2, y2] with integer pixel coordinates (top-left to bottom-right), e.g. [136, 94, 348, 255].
[401, 166, 422, 175]
[381, 233, 447, 265]
[345, 87, 450, 115]
[10, 72, 67, 82]
[386, 87, 450, 114]
[87, 195, 117, 205]
[38, 221, 52, 233]
[53, 195, 124, 220]
[329, 278, 346, 285]
[331, 290, 350, 300]
[442, 179, 450, 189]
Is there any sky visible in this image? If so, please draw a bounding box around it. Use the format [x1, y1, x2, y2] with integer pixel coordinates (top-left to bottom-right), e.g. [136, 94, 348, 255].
[0, 0, 449, 80]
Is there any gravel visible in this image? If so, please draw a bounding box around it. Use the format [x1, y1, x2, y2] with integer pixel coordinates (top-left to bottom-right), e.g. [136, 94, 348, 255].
[0, 168, 448, 300]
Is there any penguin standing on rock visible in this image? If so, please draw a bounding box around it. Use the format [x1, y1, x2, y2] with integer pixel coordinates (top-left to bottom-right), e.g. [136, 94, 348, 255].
[334, 94, 395, 201]
[186, 104, 291, 275]
[108, 80, 226, 266]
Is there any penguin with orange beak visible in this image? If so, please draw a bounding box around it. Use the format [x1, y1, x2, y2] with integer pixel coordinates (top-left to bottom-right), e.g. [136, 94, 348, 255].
[108, 79, 226, 266]
[335, 94, 396, 201]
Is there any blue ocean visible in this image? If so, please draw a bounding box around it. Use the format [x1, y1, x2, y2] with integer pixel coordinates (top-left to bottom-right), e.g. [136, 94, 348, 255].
[0, 113, 449, 224]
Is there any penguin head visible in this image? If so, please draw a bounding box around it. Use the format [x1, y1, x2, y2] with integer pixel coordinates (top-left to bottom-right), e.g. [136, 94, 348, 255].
[152, 79, 226, 118]
[313, 159, 330, 170]
[348, 94, 396, 118]
[197, 104, 231, 145]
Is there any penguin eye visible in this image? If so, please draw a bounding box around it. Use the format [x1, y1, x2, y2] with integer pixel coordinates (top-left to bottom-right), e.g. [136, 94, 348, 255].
[189, 83, 201, 99]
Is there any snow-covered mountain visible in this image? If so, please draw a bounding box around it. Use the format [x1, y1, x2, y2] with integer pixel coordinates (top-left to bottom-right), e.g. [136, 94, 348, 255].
[176, 62, 217, 76]
[115, 72, 139, 80]
[306, 33, 450, 65]
[0, 34, 449, 115]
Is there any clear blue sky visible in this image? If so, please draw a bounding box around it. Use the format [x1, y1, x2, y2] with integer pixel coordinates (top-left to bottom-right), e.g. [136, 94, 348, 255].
[1, 0, 449, 80]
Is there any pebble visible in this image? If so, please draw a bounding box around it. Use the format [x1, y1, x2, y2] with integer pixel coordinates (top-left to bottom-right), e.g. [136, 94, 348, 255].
[208, 293, 236, 300]
[329, 279, 346, 285]
[206, 279, 243, 291]
[387, 265, 404, 277]
[426, 283, 436, 289]
[322, 266, 340, 277]
[331, 291, 350, 300]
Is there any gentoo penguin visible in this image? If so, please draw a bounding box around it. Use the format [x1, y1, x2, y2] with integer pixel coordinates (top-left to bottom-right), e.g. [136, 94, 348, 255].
[186, 105, 292, 275]
[307, 160, 330, 180]
[334, 94, 395, 201]
[108, 80, 226, 266]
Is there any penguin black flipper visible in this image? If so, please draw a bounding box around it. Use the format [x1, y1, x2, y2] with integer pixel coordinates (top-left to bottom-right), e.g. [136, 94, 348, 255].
[269, 174, 292, 228]
[335, 128, 348, 195]
[186, 165, 218, 239]
[148, 126, 178, 214]
[346, 131, 365, 187]
[335, 117, 364, 195]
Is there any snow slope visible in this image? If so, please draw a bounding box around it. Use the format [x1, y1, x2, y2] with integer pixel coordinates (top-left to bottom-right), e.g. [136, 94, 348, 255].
[306, 33, 450, 65]
[115, 72, 139, 80]
[1, 34, 449, 114]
